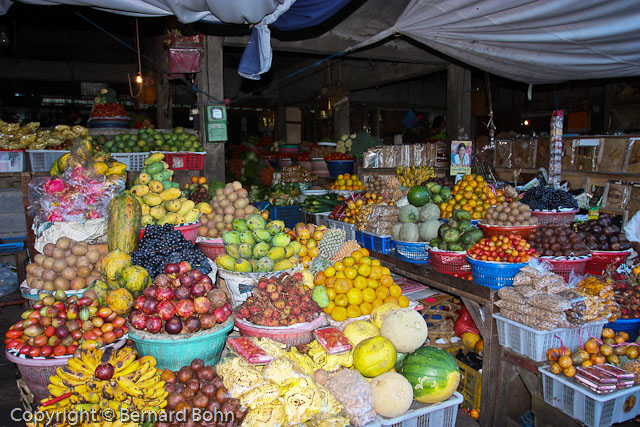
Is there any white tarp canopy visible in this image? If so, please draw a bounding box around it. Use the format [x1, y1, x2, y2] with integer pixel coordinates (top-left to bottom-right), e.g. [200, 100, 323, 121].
[346, 0, 640, 84]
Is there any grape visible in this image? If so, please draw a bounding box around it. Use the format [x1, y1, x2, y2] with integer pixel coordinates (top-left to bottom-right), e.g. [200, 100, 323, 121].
[521, 186, 578, 211]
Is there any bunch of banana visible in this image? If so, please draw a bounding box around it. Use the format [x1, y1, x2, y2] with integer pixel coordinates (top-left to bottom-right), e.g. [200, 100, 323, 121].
[40, 347, 166, 426]
[130, 152, 211, 226]
[396, 165, 436, 186]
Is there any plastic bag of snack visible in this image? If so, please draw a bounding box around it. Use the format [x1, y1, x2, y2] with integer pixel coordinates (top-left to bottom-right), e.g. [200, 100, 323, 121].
[282, 377, 324, 424]
[262, 357, 305, 387]
[528, 293, 571, 312]
[217, 357, 265, 397]
[497, 287, 527, 304]
[325, 369, 376, 426]
[241, 400, 286, 427]
[240, 382, 281, 409]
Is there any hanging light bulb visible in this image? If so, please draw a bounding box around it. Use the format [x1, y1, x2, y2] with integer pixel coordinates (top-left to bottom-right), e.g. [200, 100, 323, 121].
[523, 119, 530, 126]
[135, 72, 143, 84]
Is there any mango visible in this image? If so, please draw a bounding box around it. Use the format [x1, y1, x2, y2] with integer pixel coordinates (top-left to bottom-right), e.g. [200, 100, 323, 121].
[150, 205, 166, 220]
[141, 215, 154, 227]
[142, 193, 162, 207]
[284, 243, 296, 258]
[139, 203, 150, 216]
[247, 214, 266, 230]
[196, 202, 212, 214]
[145, 162, 163, 174]
[222, 231, 241, 245]
[289, 241, 302, 255]
[158, 213, 177, 225]
[164, 199, 181, 213]
[183, 208, 200, 223]
[216, 254, 236, 271]
[234, 258, 253, 273]
[174, 214, 186, 224]
[253, 242, 270, 259]
[255, 257, 274, 273]
[273, 259, 293, 271]
[233, 218, 249, 232]
[131, 185, 150, 197]
[266, 220, 285, 236]
[178, 200, 195, 216]
[226, 244, 240, 259]
[271, 232, 291, 247]
[239, 231, 256, 245]
[144, 153, 164, 165]
[138, 172, 152, 185]
[267, 246, 285, 262]
[148, 180, 164, 193]
[159, 188, 181, 201]
[252, 229, 272, 243]
[239, 243, 254, 259]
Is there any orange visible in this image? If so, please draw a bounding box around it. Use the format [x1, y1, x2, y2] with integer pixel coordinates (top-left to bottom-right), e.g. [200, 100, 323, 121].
[312, 230, 324, 241]
[308, 247, 319, 258]
[397, 295, 410, 308]
[351, 251, 363, 263]
[334, 294, 349, 307]
[343, 257, 355, 267]
[371, 259, 381, 266]
[357, 264, 371, 277]
[335, 271, 346, 279]
[346, 305, 362, 318]
[376, 287, 390, 300]
[344, 267, 358, 280]
[384, 296, 399, 304]
[367, 278, 379, 289]
[470, 409, 480, 420]
[302, 256, 311, 266]
[334, 278, 351, 294]
[307, 239, 317, 248]
[389, 284, 402, 298]
[372, 298, 384, 309]
[360, 302, 373, 315]
[325, 276, 336, 288]
[334, 261, 345, 271]
[326, 288, 336, 300]
[331, 306, 347, 321]
[379, 274, 394, 287]
[369, 266, 383, 280]
[323, 301, 335, 315]
[191, 176, 199, 183]
[324, 267, 336, 277]
[299, 246, 308, 256]
[347, 288, 364, 306]
[359, 248, 370, 257]
[381, 267, 391, 275]
[354, 276, 368, 290]
[360, 256, 372, 266]
[362, 288, 376, 303]
[314, 272, 326, 286]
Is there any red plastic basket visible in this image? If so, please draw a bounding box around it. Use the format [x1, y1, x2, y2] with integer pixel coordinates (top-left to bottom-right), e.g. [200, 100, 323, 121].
[585, 250, 631, 275]
[530, 210, 578, 225]
[197, 239, 225, 261]
[541, 256, 589, 282]
[140, 222, 201, 243]
[234, 316, 325, 347]
[157, 152, 205, 170]
[478, 224, 539, 239]
[428, 249, 471, 275]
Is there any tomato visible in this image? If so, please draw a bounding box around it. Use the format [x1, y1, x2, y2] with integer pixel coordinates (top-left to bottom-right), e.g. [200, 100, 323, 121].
[6, 339, 22, 349]
[5, 329, 22, 339]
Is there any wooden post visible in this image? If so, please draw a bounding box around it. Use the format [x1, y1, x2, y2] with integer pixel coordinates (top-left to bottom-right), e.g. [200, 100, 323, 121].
[154, 36, 172, 129]
[447, 64, 472, 139]
[197, 35, 225, 182]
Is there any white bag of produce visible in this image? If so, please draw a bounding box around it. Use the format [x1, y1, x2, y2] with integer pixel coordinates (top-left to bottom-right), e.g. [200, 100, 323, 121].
[34, 218, 107, 253]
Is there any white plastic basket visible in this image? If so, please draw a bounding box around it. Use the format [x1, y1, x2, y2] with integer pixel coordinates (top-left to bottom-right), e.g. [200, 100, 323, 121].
[0, 150, 25, 172]
[327, 218, 356, 241]
[110, 152, 149, 171]
[378, 392, 463, 427]
[494, 314, 607, 362]
[301, 211, 330, 227]
[539, 366, 640, 427]
[27, 150, 69, 172]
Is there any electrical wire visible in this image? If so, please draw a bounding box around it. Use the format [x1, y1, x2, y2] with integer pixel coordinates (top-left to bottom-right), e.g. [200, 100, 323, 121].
[128, 19, 143, 99]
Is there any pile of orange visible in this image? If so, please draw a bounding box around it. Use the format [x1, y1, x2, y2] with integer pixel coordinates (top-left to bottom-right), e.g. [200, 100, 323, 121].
[440, 174, 505, 220]
[295, 224, 328, 267]
[329, 173, 365, 191]
[313, 248, 409, 322]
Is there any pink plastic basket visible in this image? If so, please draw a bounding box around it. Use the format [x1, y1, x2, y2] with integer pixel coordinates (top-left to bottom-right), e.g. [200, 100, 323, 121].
[478, 224, 540, 239]
[428, 250, 471, 275]
[197, 239, 225, 261]
[6, 351, 70, 403]
[530, 209, 578, 225]
[585, 250, 631, 275]
[542, 257, 589, 282]
[140, 222, 201, 243]
[234, 316, 325, 347]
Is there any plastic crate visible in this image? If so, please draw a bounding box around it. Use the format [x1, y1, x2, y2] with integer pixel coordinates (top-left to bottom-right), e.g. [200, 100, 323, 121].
[0, 150, 25, 172]
[110, 152, 149, 171]
[392, 240, 430, 264]
[301, 210, 330, 227]
[539, 365, 640, 427]
[26, 150, 69, 172]
[494, 313, 607, 362]
[270, 205, 302, 229]
[585, 250, 631, 275]
[253, 201, 269, 211]
[356, 230, 393, 255]
[466, 257, 526, 289]
[327, 218, 356, 241]
[531, 209, 579, 225]
[445, 347, 482, 411]
[429, 250, 471, 274]
[604, 318, 640, 341]
[542, 256, 589, 282]
[378, 392, 463, 427]
[0, 236, 26, 254]
[153, 151, 205, 170]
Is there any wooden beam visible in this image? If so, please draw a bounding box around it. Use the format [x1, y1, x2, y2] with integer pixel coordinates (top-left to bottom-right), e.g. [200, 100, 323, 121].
[197, 35, 225, 182]
[447, 64, 472, 139]
[0, 59, 135, 83]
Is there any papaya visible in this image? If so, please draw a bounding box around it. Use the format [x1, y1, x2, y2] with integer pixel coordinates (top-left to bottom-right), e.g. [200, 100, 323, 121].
[107, 191, 141, 253]
[130, 185, 150, 197]
[138, 172, 151, 185]
[144, 153, 164, 165]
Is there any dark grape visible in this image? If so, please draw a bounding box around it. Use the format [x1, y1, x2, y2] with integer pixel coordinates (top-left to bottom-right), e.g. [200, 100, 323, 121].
[520, 186, 578, 211]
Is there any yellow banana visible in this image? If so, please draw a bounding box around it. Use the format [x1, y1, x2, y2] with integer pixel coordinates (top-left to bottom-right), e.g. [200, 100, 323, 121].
[138, 355, 156, 368]
[115, 360, 140, 378]
[81, 350, 99, 372]
[115, 377, 143, 397]
[57, 366, 86, 382]
[68, 357, 93, 376]
[137, 376, 160, 389]
[136, 365, 156, 383]
[113, 353, 137, 375]
[113, 386, 128, 402]
[47, 384, 67, 397]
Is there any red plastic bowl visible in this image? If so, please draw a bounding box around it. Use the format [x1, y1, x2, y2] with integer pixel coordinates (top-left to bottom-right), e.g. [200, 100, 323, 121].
[478, 224, 539, 239]
[197, 239, 225, 261]
[234, 316, 325, 347]
[140, 222, 201, 243]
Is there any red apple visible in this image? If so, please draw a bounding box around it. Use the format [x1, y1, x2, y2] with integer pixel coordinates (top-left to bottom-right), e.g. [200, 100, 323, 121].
[157, 301, 176, 321]
[193, 297, 211, 314]
[175, 300, 195, 318]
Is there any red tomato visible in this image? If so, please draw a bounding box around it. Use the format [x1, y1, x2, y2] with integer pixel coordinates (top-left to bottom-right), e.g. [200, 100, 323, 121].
[6, 339, 22, 349]
[5, 329, 22, 339]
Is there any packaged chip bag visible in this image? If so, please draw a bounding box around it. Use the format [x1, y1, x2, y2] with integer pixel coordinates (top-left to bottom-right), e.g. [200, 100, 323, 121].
[240, 382, 281, 409]
[217, 357, 264, 397]
[257, 337, 288, 358]
[241, 401, 287, 427]
[282, 377, 323, 425]
[306, 416, 351, 427]
[262, 357, 305, 387]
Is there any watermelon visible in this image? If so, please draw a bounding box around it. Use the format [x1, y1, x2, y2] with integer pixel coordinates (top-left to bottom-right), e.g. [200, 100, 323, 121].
[399, 346, 460, 403]
[407, 186, 431, 207]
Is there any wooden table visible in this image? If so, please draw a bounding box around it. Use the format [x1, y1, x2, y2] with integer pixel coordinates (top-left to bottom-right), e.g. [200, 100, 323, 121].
[372, 252, 499, 427]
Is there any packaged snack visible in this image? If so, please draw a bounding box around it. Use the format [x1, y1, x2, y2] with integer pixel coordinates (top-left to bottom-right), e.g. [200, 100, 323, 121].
[593, 364, 636, 380]
[497, 287, 526, 304]
[575, 366, 618, 384]
[227, 337, 274, 365]
[575, 374, 617, 393]
[528, 293, 572, 312]
[515, 285, 538, 298]
[314, 327, 352, 354]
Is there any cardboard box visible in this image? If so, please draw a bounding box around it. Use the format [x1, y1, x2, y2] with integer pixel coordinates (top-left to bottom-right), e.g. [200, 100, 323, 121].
[601, 182, 632, 212]
[624, 138, 640, 174]
[598, 137, 627, 172]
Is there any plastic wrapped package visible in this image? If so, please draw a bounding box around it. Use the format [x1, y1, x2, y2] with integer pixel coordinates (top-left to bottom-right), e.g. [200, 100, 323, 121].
[262, 357, 305, 387]
[282, 377, 324, 424]
[494, 139, 512, 167]
[240, 382, 281, 409]
[325, 369, 376, 427]
[364, 205, 399, 236]
[217, 357, 265, 397]
[528, 293, 572, 312]
[497, 287, 527, 304]
[241, 401, 287, 427]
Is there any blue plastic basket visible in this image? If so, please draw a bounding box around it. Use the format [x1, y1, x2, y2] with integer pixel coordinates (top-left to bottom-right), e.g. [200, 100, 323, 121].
[128, 317, 233, 371]
[0, 236, 25, 254]
[253, 201, 269, 210]
[392, 240, 430, 264]
[325, 160, 354, 177]
[270, 205, 302, 229]
[466, 256, 527, 289]
[355, 230, 393, 254]
[604, 318, 640, 341]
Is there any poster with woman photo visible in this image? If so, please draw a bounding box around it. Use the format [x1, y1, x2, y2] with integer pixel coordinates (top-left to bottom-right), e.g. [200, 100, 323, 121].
[450, 140, 472, 175]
